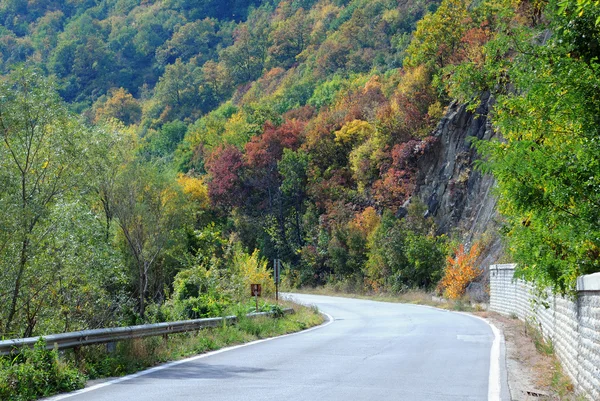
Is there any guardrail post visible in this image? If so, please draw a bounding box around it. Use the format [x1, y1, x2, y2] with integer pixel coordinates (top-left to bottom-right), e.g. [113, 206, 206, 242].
[106, 341, 116, 353]
[73, 345, 82, 364]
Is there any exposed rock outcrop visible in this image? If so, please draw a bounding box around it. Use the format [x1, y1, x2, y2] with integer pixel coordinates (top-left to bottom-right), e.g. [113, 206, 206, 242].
[415, 93, 503, 267]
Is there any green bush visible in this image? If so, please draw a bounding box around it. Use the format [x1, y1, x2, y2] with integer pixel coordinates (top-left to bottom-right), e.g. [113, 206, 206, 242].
[180, 294, 229, 319]
[0, 339, 84, 401]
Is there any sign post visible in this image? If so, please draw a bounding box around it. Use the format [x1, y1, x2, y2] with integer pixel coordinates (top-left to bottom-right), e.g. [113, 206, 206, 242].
[250, 284, 261, 312]
[274, 259, 281, 302]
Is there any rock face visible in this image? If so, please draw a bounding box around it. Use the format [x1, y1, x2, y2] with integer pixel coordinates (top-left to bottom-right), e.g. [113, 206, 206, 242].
[415, 93, 503, 267]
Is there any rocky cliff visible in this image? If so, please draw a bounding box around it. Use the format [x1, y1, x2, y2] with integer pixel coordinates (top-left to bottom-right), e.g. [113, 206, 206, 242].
[415, 93, 504, 269]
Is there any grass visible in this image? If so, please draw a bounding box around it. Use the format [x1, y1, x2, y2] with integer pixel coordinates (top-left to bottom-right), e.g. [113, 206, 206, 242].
[550, 361, 578, 399]
[75, 300, 323, 380]
[293, 286, 481, 312]
[0, 300, 323, 400]
[519, 319, 587, 400]
[524, 320, 555, 356]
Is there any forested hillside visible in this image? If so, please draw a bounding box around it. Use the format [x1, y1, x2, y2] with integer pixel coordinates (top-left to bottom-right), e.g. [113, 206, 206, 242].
[1, 0, 599, 341]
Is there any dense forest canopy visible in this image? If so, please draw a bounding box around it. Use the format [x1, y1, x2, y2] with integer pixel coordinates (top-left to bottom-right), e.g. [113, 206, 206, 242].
[0, 0, 599, 340]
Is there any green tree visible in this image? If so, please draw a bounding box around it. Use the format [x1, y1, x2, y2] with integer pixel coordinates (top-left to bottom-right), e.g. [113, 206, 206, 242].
[268, 8, 312, 68]
[143, 120, 188, 160]
[278, 148, 309, 247]
[112, 161, 192, 318]
[365, 202, 447, 292]
[85, 124, 137, 242]
[471, 4, 600, 293]
[0, 68, 88, 336]
[219, 7, 271, 85]
[29, 10, 65, 60]
[152, 58, 210, 122]
[156, 18, 220, 66]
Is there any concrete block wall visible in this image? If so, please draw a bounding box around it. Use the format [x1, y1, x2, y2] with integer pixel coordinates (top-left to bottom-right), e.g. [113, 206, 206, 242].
[489, 264, 600, 400]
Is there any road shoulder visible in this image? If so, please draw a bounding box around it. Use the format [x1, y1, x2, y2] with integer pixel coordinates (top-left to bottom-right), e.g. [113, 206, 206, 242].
[478, 311, 583, 401]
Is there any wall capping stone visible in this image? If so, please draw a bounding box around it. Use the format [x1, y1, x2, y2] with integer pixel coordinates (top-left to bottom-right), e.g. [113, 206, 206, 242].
[577, 272, 600, 292]
[489, 263, 517, 271]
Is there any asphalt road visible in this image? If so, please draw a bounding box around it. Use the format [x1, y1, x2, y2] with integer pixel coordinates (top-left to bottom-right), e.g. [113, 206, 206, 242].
[48, 293, 508, 401]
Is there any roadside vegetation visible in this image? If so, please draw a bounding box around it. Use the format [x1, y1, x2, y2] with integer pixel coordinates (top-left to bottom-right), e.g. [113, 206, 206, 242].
[294, 286, 484, 312]
[0, 301, 323, 401]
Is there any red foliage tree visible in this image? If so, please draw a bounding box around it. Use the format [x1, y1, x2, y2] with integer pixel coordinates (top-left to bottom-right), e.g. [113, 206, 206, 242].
[333, 79, 388, 123]
[205, 145, 245, 209]
[283, 105, 315, 122]
[241, 119, 305, 212]
[450, 25, 491, 65]
[245, 119, 304, 169]
[374, 137, 437, 211]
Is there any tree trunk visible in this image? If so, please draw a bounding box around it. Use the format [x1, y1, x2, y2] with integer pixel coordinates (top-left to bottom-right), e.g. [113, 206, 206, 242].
[139, 263, 146, 319]
[5, 236, 28, 334]
[295, 195, 304, 246]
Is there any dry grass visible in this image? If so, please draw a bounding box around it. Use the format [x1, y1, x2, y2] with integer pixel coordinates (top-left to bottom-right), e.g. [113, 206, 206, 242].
[482, 312, 585, 401]
[294, 286, 481, 311]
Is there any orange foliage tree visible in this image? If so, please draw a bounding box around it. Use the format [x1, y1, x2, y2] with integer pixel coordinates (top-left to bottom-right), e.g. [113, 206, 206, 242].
[438, 242, 481, 300]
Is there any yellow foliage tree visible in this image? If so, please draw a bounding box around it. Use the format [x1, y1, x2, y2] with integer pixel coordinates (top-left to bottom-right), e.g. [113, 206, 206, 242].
[177, 173, 210, 209]
[348, 135, 385, 193]
[404, 0, 469, 70]
[232, 248, 276, 298]
[349, 207, 380, 237]
[94, 87, 142, 126]
[334, 119, 376, 145]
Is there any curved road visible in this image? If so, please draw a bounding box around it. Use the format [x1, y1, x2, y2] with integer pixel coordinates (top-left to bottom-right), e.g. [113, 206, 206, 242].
[48, 293, 508, 401]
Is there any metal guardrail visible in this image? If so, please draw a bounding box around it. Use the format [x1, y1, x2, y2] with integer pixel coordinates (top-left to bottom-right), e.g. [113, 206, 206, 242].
[0, 308, 293, 355]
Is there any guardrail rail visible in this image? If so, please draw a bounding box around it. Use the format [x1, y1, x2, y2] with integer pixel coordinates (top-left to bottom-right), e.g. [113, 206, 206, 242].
[0, 308, 293, 355]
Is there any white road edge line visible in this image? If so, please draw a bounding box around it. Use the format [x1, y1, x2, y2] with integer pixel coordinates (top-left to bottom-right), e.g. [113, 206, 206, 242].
[44, 311, 335, 401]
[466, 313, 502, 401]
[488, 322, 502, 401]
[414, 302, 503, 401]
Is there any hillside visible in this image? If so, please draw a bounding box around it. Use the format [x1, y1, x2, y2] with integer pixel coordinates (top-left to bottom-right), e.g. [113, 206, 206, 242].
[0, 0, 599, 343]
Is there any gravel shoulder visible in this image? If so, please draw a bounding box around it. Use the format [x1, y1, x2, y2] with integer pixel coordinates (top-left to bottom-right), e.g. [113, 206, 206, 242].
[477, 311, 584, 401]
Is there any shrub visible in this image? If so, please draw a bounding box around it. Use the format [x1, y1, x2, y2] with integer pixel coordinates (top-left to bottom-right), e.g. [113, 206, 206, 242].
[0, 339, 84, 401]
[167, 265, 231, 320]
[438, 242, 481, 300]
[231, 247, 276, 299]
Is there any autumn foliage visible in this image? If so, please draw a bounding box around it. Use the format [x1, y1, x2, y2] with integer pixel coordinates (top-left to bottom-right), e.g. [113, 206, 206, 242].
[205, 145, 245, 208]
[2, 0, 546, 348]
[438, 243, 481, 300]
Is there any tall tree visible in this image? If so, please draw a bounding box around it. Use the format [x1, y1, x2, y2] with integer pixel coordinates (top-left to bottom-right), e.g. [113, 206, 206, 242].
[0, 68, 86, 336]
[268, 8, 312, 68]
[112, 161, 191, 318]
[219, 7, 271, 85]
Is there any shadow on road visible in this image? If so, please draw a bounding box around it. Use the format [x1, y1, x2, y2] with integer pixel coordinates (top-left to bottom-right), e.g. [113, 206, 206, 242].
[117, 363, 272, 382]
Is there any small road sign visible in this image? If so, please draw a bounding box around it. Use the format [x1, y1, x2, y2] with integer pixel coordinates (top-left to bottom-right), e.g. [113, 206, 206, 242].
[251, 284, 262, 312]
[251, 284, 262, 297]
